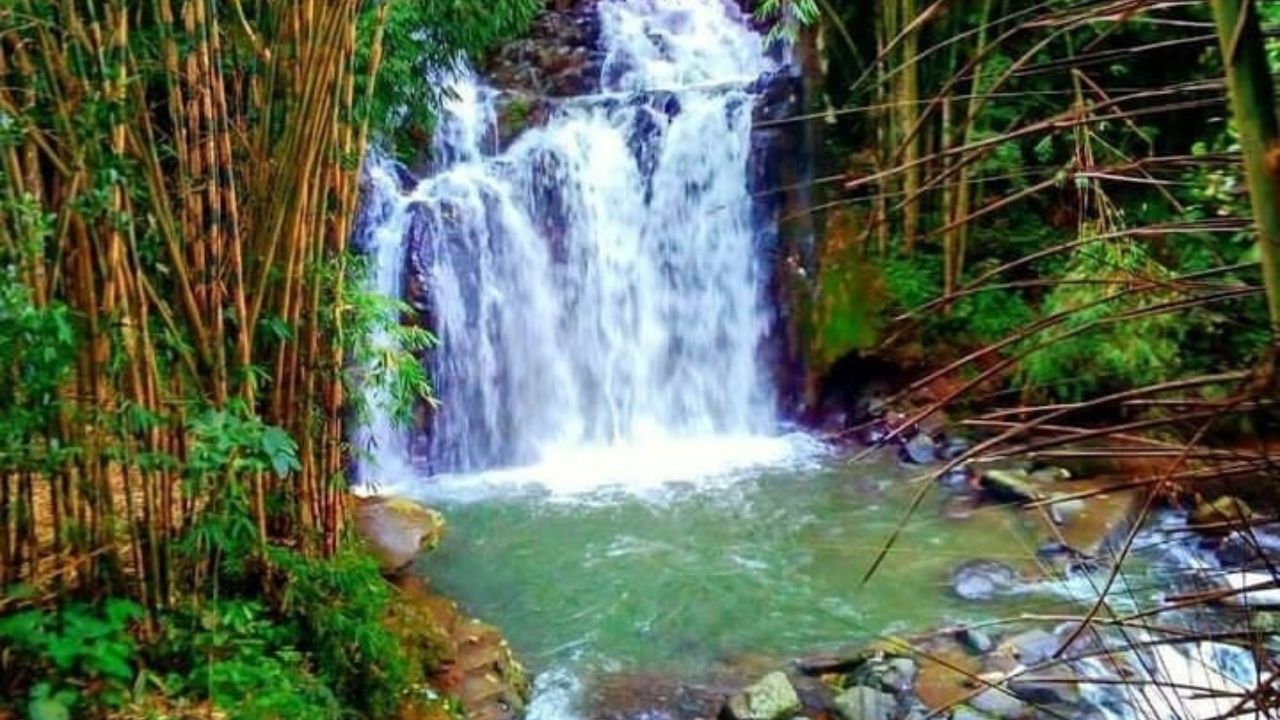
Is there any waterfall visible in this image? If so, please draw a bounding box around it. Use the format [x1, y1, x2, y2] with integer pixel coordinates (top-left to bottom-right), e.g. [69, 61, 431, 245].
[356, 0, 810, 490]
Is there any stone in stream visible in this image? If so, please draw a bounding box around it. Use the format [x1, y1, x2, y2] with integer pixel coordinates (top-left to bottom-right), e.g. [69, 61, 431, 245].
[977, 469, 1045, 504]
[1007, 664, 1080, 706]
[951, 560, 1020, 601]
[997, 629, 1059, 666]
[721, 672, 803, 720]
[940, 436, 972, 461]
[1215, 524, 1280, 568]
[968, 686, 1028, 719]
[830, 685, 898, 720]
[1189, 495, 1255, 534]
[956, 628, 995, 655]
[354, 496, 446, 573]
[950, 707, 993, 720]
[899, 433, 939, 465]
[851, 657, 917, 694]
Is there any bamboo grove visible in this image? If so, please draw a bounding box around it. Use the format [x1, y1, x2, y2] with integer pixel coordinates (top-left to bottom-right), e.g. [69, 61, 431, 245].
[0, 1, 394, 612]
[807, 0, 1280, 385]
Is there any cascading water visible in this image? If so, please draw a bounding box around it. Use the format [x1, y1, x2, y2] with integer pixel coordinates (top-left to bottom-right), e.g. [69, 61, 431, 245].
[357, 0, 809, 490]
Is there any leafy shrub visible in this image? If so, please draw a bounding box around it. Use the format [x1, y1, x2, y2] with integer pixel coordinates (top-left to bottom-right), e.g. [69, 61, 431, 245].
[1016, 238, 1188, 401]
[156, 599, 342, 720]
[272, 546, 420, 718]
[0, 600, 143, 716]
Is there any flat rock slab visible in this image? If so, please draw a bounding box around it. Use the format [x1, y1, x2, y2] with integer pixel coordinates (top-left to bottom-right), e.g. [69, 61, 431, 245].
[1038, 480, 1144, 559]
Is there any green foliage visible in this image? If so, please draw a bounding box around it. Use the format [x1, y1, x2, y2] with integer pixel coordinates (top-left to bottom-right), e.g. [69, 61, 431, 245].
[157, 599, 342, 720]
[1016, 239, 1188, 401]
[358, 0, 541, 157]
[0, 202, 77, 474]
[756, 0, 820, 46]
[272, 546, 419, 718]
[341, 256, 438, 428]
[0, 600, 144, 714]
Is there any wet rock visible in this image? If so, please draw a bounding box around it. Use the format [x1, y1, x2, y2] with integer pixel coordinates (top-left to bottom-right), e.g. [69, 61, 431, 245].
[969, 687, 1027, 719]
[978, 469, 1045, 505]
[852, 658, 916, 695]
[1029, 466, 1071, 483]
[482, 1, 605, 97]
[721, 672, 802, 720]
[830, 686, 897, 720]
[998, 629, 1058, 666]
[1034, 541, 1096, 573]
[796, 641, 908, 676]
[939, 436, 971, 461]
[913, 645, 979, 712]
[1189, 496, 1254, 534]
[939, 466, 972, 491]
[1007, 665, 1079, 706]
[1051, 484, 1141, 558]
[354, 496, 446, 573]
[956, 628, 995, 655]
[951, 560, 1020, 601]
[1215, 525, 1280, 569]
[900, 433, 938, 465]
[951, 706, 992, 720]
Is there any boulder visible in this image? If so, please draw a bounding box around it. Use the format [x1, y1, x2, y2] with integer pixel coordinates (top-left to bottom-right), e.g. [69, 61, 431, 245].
[899, 433, 938, 465]
[721, 672, 803, 720]
[1007, 665, 1079, 706]
[977, 469, 1045, 505]
[1189, 496, 1254, 534]
[1215, 524, 1280, 568]
[951, 560, 1020, 601]
[997, 629, 1059, 666]
[830, 686, 897, 720]
[851, 658, 916, 694]
[969, 687, 1027, 719]
[355, 496, 446, 573]
[956, 628, 995, 655]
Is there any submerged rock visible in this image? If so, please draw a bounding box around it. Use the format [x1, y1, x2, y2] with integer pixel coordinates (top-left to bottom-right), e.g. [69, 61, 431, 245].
[900, 433, 938, 465]
[831, 685, 897, 720]
[721, 672, 803, 720]
[355, 496, 446, 573]
[951, 560, 1020, 601]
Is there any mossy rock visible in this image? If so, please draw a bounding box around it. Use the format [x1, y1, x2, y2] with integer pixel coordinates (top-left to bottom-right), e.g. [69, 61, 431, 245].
[355, 496, 447, 573]
[1189, 495, 1255, 534]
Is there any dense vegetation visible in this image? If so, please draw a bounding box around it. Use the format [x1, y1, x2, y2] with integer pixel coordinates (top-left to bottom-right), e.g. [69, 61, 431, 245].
[2, 0, 1278, 717]
[0, 0, 533, 717]
[804, 0, 1279, 410]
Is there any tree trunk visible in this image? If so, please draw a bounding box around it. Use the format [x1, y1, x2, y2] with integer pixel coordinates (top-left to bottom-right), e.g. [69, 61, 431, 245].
[1209, 0, 1280, 336]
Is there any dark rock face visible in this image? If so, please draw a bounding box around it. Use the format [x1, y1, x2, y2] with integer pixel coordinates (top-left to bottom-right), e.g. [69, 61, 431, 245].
[483, 1, 606, 98]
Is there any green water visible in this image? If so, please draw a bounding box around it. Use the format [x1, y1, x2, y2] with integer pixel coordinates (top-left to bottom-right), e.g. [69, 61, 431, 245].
[415, 453, 1093, 677]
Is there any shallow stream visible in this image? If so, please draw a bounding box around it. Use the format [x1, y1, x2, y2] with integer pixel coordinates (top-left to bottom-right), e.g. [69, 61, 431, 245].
[410, 444, 1167, 704]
